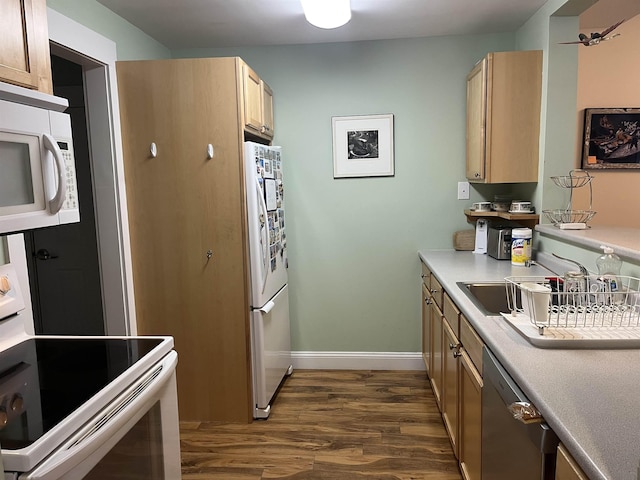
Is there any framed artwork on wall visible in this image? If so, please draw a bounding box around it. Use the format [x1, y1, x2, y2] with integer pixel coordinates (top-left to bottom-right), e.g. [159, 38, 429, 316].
[332, 114, 394, 178]
[582, 108, 640, 169]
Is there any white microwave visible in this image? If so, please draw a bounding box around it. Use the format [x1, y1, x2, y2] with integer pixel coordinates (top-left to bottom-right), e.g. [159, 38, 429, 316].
[0, 83, 79, 235]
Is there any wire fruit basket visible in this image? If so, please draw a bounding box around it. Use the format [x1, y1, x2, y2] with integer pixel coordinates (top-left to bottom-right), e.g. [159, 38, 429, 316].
[550, 170, 593, 189]
[542, 169, 596, 228]
[504, 275, 640, 335]
[542, 209, 596, 225]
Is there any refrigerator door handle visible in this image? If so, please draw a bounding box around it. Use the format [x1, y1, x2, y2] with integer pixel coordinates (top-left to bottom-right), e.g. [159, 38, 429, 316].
[259, 300, 275, 314]
[256, 179, 269, 291]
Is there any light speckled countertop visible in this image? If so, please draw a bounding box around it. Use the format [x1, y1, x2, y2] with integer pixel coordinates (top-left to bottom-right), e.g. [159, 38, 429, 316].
[419, 249, 639, 480]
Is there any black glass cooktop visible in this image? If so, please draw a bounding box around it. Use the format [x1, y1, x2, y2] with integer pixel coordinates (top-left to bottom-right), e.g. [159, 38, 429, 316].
[0, 337, 162, 450]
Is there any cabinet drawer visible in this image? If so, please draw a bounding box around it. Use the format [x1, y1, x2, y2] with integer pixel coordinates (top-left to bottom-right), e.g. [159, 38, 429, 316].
[421, 261, 431, 289]
[431, 275, 444, 310]
[460, 314, 483, 373]
[443, 293, 460, 338]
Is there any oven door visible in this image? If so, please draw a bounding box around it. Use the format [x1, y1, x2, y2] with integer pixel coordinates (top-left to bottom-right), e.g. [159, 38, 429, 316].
[14, 351, 181, 480]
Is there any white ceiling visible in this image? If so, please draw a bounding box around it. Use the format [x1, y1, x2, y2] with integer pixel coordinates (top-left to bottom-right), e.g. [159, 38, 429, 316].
[95, 0, 639, 50]
[95, 0, 551, 49]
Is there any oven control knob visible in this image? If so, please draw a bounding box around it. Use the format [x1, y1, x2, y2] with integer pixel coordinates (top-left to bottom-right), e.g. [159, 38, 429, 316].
[0, 408, 8, 429]
[10, 394, 23, 413]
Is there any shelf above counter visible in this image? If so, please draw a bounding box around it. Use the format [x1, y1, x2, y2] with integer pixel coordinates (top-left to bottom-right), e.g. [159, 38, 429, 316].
[464, 209, 539, 229]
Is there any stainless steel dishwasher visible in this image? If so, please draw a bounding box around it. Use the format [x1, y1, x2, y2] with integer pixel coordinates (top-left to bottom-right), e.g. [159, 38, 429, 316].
[482, 347, 559, 480]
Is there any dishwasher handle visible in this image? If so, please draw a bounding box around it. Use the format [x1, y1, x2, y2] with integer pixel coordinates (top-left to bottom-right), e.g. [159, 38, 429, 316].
[508, 401, 543, 424]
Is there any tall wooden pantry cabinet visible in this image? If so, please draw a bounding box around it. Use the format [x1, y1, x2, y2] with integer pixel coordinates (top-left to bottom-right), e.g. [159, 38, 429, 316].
[116, 57, 273, 422]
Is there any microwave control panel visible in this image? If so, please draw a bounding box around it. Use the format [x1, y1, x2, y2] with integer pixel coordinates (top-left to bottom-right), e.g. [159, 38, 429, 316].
[57, 138, 79, 212]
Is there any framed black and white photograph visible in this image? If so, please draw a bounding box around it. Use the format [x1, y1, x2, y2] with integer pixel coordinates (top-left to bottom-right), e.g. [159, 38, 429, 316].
[582, 108, 640, 169]
[332, 114, 394, 178]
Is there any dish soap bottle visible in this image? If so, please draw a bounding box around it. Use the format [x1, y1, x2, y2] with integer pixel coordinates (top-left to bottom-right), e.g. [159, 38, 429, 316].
[596, 245, 622, 299]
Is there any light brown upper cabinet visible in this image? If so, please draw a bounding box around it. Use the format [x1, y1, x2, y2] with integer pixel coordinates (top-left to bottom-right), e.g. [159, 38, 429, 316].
[0, 0, 52, 94]
[466, 50, 542, 183]
[242, 62, 274, 139]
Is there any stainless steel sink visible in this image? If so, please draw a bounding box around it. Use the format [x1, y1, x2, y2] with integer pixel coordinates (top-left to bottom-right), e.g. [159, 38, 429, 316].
[457, 281, 517, 316]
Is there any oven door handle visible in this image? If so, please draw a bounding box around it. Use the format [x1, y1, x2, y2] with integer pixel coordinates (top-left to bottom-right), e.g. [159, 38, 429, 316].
[20, 351, 178, 480]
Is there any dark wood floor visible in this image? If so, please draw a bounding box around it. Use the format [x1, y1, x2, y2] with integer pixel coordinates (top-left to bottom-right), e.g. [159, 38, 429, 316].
[180, 370, 462, 479]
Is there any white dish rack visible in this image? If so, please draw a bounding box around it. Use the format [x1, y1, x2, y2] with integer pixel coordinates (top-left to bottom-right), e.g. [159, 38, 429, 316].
[504, 275, 640, 336]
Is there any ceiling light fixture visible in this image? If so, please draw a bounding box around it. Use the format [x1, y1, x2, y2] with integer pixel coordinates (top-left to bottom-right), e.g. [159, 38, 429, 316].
[301, 0, 351, 29]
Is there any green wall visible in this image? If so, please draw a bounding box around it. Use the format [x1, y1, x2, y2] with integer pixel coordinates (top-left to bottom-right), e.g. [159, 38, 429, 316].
[48, 0, 640, 354]
[173, 35, 517, 352]
[518, 0, 640, 276]
[0, 238, 6, 265]
[47, 0, 170, 59]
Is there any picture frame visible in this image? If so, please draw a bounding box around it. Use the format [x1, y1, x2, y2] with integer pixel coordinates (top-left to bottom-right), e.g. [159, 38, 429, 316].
[332, 114, 394, 178]
[582, 108, 640, 169]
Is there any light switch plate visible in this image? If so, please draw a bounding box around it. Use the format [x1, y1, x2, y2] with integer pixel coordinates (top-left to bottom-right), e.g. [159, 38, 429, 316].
[457, 181, 470, 200]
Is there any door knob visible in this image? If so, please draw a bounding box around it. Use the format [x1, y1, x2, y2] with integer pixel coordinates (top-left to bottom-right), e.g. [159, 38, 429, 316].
[35, 249, 58, 260]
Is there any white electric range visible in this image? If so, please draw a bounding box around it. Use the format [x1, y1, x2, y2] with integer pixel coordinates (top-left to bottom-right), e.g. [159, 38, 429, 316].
[0, 263, 181, 479]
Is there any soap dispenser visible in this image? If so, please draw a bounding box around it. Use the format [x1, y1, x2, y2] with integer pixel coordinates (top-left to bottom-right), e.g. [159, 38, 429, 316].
[596, 245, 622, 294]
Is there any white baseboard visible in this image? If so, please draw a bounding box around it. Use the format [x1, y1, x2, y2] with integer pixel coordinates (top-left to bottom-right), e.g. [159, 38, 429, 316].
[291, 351, 425, 371]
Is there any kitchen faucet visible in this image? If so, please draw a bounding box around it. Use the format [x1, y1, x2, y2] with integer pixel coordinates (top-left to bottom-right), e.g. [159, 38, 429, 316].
[552, 253, 589, 276]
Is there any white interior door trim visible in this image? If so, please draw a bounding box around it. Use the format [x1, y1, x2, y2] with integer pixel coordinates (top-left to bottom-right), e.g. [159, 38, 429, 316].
[43, 8, 136, 335]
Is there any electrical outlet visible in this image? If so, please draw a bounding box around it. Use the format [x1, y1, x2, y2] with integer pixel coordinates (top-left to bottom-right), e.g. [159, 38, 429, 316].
[457, 181, 470, 200]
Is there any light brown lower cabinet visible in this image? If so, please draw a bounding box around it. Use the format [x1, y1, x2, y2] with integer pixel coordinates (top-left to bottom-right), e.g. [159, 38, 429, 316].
[459, 349, 482, 480]
[430, 299, 444, 408]
[556, 443, 589, 480]
[421, 283, 432, 375]
[420, 261, 483, 479]
[442, 318, 460, 458]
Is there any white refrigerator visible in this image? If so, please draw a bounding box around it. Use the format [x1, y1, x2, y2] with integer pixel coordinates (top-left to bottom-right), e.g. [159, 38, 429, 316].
[244, 141, 292, 419]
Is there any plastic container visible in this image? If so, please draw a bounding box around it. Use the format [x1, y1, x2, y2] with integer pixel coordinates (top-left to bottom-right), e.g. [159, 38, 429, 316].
[511, 228, 532, 266]
[520, 282, 551, 322]
[596, 245, 622, 293]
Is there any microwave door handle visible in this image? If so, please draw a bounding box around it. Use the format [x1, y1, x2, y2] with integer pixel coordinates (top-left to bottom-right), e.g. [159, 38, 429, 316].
[42, 133, 67, 214]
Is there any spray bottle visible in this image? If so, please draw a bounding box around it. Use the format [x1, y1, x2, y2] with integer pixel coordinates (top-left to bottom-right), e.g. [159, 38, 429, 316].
[596, 245, 622, 303]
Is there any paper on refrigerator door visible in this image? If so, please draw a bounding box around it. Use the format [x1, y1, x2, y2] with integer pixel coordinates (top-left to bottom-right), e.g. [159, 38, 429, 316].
[265, 179, 277, 211]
